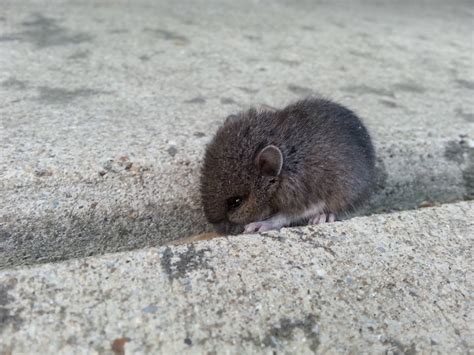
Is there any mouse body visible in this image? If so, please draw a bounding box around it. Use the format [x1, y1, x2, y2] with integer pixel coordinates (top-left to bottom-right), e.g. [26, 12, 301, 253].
[200, 97, 376, 235]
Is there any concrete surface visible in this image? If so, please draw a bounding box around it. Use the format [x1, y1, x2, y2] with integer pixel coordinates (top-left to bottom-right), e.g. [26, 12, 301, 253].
[0, 1, 474, 352]
[0, 202, 473, 354]
[1, 0, 473, 268]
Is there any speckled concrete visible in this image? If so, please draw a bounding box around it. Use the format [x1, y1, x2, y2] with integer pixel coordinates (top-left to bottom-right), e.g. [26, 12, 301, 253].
[1, 0, 473, 268]
[0, 201, 472, 354]
[1, 1, 473, 353]
[1, 1, 473, 352]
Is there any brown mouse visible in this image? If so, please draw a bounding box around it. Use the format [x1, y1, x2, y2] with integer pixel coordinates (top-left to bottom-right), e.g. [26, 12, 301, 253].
[200, 97, 376, 235]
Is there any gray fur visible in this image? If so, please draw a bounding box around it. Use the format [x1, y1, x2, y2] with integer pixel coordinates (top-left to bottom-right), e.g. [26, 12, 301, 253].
[200, 97, 376, 234]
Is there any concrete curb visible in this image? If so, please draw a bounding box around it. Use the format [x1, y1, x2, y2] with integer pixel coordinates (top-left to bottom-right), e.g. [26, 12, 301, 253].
[1, 136, 473, 269]
[1, 201, 472, 354]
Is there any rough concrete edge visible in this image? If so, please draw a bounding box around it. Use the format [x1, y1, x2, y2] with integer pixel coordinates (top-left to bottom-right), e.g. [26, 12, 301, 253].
[1, 200, 472, 273]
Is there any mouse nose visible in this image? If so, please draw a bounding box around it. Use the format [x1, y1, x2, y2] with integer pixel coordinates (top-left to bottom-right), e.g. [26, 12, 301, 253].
[214, 221, 232, 234]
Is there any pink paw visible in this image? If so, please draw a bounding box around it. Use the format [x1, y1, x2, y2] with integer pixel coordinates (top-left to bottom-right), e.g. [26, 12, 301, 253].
[310, 213, 336, 225]
[244, 221, 277, 233]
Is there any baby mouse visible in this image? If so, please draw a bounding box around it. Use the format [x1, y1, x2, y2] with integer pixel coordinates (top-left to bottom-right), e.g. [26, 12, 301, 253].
[200, 97, 376, 235]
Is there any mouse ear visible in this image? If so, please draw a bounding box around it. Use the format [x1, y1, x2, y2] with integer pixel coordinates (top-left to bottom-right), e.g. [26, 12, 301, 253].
[224, 114, 240, 125]
[255, 145, 283, 176]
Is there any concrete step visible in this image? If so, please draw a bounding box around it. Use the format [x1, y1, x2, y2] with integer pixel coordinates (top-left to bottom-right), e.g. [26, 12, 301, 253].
[1, 0, 474, 269]
[1, 0, 473, 352]
[1, 135, 473, 269]
[0, 201, 472, 354]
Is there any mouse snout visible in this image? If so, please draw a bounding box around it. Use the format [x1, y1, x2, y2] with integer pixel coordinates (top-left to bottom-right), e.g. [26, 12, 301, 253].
[213, 221, 244, 235]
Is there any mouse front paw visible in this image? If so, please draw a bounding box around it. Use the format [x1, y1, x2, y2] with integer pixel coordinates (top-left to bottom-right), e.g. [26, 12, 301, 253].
[244, 221, 277, 234]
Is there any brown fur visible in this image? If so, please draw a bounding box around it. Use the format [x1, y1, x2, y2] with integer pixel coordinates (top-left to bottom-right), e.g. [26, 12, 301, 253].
[200, 97, 376, 234]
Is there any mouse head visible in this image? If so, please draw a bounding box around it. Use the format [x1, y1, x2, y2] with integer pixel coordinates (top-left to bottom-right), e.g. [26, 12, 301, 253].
[200, 114, 283, 234]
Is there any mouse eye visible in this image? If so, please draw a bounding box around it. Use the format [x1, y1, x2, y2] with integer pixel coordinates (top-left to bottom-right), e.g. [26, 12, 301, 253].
[227, 196, 244, 210]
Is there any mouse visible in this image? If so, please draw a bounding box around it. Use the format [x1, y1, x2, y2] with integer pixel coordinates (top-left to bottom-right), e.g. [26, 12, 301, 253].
[200, 97, 376, 235]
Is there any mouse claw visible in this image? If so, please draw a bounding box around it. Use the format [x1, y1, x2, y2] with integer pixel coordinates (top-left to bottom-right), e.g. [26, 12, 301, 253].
[310, 213, 336, 225]
[244, 221, 276, 234]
